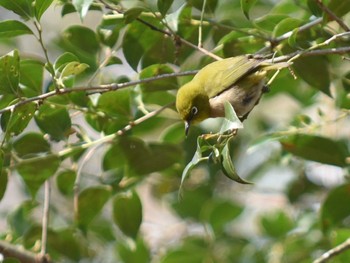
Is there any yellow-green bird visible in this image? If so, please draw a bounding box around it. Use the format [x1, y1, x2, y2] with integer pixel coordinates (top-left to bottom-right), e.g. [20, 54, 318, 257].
[176, 55, 289, 135]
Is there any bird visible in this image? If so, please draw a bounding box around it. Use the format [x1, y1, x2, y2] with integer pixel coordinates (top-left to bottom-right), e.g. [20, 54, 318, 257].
[176, 55, 289, 135]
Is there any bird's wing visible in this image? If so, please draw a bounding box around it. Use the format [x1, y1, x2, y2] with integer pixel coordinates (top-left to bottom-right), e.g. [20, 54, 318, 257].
[199, 56, 262, 98]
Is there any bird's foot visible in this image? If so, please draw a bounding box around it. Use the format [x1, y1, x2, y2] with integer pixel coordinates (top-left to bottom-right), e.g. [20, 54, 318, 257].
[262, 85, 270, 93]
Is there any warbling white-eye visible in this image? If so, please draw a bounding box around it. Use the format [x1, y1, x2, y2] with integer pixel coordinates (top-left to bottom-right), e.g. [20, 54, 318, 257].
[176, 55, 289, 135]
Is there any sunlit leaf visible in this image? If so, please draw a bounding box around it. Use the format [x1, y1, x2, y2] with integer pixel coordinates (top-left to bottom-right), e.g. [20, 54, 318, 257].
[220, 101, 243, 133]
[0, 20, 33, 38]
[0, 50, 20, 95]
[0, 0, 34, 19]
[221, 140, 251, 184]
[60, 61, 89, 78]
[35, 0, 54, 21]
[72, 0, 94, 20]
[1, 102, 36, 136]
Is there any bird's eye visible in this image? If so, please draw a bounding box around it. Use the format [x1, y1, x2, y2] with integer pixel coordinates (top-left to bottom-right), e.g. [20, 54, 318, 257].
[191, 106, 198, 115]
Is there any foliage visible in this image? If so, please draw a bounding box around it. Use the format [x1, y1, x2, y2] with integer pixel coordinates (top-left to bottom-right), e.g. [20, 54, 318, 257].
[0, 0, 349, 262]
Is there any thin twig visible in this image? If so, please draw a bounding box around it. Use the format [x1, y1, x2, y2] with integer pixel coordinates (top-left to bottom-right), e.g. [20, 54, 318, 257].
[315, 0, 350, 31]
[256, 17, 323, 54]
[198, 0, 207, 48]
[313, 238, 350, 263]
[40, 180, 50, 257]
[73, 144, 100, 223]
[98, 0, 222, 60]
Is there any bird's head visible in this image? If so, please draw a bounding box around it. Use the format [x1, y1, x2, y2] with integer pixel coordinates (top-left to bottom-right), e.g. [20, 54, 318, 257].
[176, 82, 211, 136]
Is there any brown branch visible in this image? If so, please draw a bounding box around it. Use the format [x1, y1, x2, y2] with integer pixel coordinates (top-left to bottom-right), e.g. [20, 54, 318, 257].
[315, 0, 350, 31]
[0, 70, 197, 115]
[0, 240, 52, 263]
[313, 238, 350, 263]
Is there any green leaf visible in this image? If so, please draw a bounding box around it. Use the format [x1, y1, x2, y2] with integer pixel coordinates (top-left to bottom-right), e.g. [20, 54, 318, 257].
[117, 238, 150, 263]
[0, 50, 20, 95]
[97, 16, 124, 48]
[180, 137, 205, 187]
[20, 59, 44, 95]
[327, 0, 350, 18]
[279, 133, 348, 167]
[292, 56, 331, 95]
[220, 101, 244, 133]
[124, 7, 147, 24]
[240, 0, 257, 20]
[1, 102, 36, 136]
[321, 183, 350, 232]
[160, 237, 210, 263]
[60, 25, 100, 68]
[72, 0, 94, 20]
[202, 199, 243, 234]
[157, 0, 174, 16]
[60, 61, 89, 78]
[221, 140, 251, 184]
[34, 103, 72, 141]
[0, 151, 8, 201]
[122, 19, 175, 70]
[35, 0, 54, 21]
[7, 200, 37, 237]
[0, 20, 33, 38]
[260, 210, 294, 238]
[254, 14, 288, 32]
[77, 186, 111, 230]
[0, 0, 34, 19]
[119, 137, 181, 175]
[56, 170, 76, 196]
[113, 191, 142, 239]
[139, 64, 178, 91]
[13, 133, 50, 158]
[97, 89, 132, 118]
[272, 18, 302, 38]
[16, 155, 60, 197]
[54, 52, 80, 72]
[307, 0, 323, 17]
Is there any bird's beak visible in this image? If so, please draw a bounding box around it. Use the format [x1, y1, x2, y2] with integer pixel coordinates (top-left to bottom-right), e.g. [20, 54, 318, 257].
[185, 121, 190, 137]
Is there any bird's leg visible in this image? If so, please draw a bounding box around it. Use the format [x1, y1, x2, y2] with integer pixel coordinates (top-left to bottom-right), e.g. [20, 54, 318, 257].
[262, 84, 270, 93]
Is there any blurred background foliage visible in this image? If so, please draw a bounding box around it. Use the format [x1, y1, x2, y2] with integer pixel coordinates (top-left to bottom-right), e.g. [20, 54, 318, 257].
[0, 0, 349, 262]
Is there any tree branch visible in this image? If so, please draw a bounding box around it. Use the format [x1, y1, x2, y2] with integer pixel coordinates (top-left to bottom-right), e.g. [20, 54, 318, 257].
[0, 240, 52, 263]
[315, 0, 350, 31]
[0, 70, 197, 115]
[313, 238, 350, 263]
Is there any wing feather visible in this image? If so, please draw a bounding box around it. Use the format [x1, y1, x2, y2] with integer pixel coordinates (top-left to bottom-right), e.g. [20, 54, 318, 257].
[194, 56, 262, 98]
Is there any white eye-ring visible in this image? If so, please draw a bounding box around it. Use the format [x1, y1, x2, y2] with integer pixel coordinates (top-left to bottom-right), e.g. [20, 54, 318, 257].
[191, 106, 198, 115]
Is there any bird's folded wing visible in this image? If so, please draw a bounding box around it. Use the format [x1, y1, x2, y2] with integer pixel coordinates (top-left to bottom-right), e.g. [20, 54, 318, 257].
[199, 56, 262, 98]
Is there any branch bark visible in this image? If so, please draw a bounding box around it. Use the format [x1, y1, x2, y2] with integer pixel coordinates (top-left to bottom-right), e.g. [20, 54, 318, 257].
[0, 240, 52, 263]
[313, 238, 350, 263]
